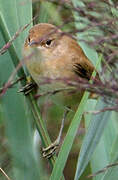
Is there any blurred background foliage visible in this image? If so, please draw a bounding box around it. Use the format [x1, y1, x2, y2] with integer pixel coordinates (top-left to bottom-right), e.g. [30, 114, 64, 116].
[0, 0, 118, 180]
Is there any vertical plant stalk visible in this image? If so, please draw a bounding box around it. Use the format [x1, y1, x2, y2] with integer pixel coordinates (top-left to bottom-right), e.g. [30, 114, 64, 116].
[28, 93, 65, 180]
[28, 93, 56, 166]
[0, 13, 57, 168]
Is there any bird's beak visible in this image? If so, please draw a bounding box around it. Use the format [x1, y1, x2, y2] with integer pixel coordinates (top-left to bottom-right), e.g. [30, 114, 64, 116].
[28, 40, 38, 46]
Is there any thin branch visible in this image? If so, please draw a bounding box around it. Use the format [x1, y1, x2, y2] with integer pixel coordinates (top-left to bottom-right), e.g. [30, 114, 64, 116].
[0, 51, 35, 97]
[0, 167, 12, 180]
[0, 15, 38, 55]
[0, 77, 24, 93]
[87, 162, 118, 178]
[85, 105, 118, 114]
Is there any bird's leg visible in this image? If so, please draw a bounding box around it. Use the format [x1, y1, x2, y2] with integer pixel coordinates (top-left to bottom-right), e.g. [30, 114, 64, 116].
[18, 76, 37, 95]
[42, 109, 69, 159]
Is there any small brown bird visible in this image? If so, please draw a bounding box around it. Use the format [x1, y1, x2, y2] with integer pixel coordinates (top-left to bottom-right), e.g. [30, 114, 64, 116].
[23, 23, 98, 108]
[23, 23, 99, 158]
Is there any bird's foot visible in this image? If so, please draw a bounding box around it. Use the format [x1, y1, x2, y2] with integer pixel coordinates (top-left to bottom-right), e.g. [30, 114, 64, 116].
[42, 109, 69, 159]
[42, 140, 59, 159]
[18, 76, 37, 95]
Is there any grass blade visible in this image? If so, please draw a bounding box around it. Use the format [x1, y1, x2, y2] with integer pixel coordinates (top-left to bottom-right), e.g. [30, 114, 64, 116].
[74, 99, 111, 180]
[0, 1, 41, 179]
[50, 91, 89, 180]
[101, 112, 118, 180]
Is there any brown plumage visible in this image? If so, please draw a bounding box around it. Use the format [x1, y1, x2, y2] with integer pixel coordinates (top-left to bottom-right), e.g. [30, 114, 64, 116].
[23, 23, 98, 108]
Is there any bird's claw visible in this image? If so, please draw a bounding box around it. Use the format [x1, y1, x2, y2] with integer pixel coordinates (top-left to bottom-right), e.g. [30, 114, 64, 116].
[18, 82, 37, 95]
[42, 140, 59, 159]
[42, 109, 69, 159]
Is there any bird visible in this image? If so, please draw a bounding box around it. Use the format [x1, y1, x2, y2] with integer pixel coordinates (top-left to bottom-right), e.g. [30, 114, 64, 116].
[23, 23, 98, 108]
[22, 23, 99, 157]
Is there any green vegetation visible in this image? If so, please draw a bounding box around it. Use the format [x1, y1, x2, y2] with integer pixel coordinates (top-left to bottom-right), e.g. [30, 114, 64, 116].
[0, 1, 118, 180]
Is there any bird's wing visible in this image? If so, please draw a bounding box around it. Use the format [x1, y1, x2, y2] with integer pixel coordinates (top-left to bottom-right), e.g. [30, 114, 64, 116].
[73, 62, 94, 80]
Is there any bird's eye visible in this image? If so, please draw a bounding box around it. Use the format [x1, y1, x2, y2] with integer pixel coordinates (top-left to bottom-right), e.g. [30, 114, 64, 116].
[46, 39, 52, 46]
